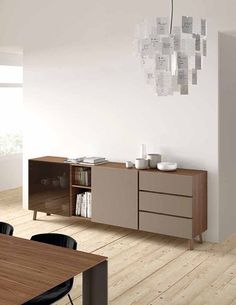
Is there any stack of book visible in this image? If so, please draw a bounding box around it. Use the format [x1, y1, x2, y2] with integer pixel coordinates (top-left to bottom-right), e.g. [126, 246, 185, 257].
[64, 157, 84, 163]
[82, 157, 108, 165]
[64, 156, 108, 165]
[75, 192, 92, 218]
[74, 167, 91, 186]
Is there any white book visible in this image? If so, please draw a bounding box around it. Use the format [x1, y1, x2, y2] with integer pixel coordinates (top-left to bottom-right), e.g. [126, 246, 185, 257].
[80, 194, 84, 215]
[81, 193, 87, 217]
[78, 160, 108, 166]
[76, 194, 82, 215]
[87, 192, 92, 218]
[83, 157, 106, 164]
[64, 157, 85, 163]
[75, 194, 78, 215]
[86, 192, 89, 217]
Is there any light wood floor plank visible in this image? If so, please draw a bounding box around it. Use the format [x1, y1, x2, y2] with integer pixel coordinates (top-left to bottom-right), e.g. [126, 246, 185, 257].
[230, 297, 236, 305]
[151, 240, 236, 305]
[110, 241, 213, 305]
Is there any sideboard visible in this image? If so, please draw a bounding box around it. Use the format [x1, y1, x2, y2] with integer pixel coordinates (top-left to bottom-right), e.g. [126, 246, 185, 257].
[28, 156, 207, 250]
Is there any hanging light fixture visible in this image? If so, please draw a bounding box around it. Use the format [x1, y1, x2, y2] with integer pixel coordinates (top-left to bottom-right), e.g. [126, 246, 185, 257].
[136, 0, 207, 96]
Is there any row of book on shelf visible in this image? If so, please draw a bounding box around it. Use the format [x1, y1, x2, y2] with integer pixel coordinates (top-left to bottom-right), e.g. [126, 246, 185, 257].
[74, 167, 91, 186]
[75, 192, 92, 218]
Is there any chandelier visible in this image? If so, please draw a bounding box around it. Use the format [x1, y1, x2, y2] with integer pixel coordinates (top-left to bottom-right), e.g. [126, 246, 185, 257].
[136, 0, 207, 96]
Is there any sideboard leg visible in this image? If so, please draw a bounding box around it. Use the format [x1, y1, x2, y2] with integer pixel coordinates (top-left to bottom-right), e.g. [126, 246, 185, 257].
[33, 210, 37, 220]
[188, 239, 194, 250]
[199, 234, 203, 244]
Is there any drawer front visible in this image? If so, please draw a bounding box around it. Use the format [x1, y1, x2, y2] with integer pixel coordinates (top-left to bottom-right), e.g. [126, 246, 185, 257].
[139, 191, 192, 218]
[139, 212, 193, 239]
[139, 171, 193, 196]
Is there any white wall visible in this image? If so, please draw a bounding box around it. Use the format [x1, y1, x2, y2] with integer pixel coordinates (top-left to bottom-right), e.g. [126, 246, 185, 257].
[0, 49, 23, 66]
[0, 154, 22, 191]
[218, 32, 236, 241]
[1, 0, 236, 241]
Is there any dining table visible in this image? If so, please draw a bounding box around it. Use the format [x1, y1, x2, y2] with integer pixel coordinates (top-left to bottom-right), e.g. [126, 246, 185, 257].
[0, 233, 108, 305]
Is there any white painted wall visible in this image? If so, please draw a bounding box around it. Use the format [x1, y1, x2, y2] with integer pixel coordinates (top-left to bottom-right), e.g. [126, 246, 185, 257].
[0, 50, 23, 66]
[0, 154, 22, 191]
[0, 0, 236, 241]
[219, 32, 236, 241]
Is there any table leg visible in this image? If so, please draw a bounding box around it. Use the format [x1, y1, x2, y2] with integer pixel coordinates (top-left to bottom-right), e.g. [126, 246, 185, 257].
[83, 260, 108, 305]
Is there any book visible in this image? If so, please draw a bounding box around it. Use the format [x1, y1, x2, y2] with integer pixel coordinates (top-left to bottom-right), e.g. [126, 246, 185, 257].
[81, 194, 87, 217]
[78, 160, 108, 166]
[75, 194, 82, 215]
[74, 168, 91, 186]
[75, 191, 92, 218]
[83, 157, 106, 164]
[64, 157, 85, 163]
[87, 192, 92, 218]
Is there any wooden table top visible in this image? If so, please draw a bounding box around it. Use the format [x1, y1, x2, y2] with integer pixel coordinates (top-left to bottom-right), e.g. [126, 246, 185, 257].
[0, 234, 107, 305]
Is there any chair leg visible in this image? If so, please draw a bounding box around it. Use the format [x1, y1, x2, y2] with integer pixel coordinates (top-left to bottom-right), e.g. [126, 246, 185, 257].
[68, 294, 74, 305]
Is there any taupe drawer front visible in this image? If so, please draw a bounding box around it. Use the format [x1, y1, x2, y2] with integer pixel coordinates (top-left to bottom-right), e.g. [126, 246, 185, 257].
[139, 212, 193, 239]
[139, 171, 193, 196]
[139, 191, 192, 218]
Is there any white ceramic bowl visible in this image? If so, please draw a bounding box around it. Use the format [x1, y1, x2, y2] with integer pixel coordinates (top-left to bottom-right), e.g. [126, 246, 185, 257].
[135, 158, 148, 170]
[147, 154, 162, 168]
[126, 161, 134, 168]
[157, 162, 177, 171]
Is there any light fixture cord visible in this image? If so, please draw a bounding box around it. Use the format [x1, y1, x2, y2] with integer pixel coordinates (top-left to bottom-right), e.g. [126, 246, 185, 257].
[170, 0, 174, 34]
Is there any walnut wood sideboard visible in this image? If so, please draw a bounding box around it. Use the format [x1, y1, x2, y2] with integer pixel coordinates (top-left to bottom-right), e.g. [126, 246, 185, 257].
[28, 156, 207, 250]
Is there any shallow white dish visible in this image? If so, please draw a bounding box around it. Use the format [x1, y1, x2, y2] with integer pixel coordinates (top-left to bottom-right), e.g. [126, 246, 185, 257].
[157, 162, 178, 171]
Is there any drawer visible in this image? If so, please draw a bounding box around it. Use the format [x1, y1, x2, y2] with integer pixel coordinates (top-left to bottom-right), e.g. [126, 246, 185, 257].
[139, 212, 193, 239]
[139, 171, 193, 196]
[139, 191, 192, 218]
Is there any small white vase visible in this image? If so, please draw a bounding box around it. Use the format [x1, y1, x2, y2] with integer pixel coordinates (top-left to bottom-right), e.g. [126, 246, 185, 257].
[140, 144, 147, 159]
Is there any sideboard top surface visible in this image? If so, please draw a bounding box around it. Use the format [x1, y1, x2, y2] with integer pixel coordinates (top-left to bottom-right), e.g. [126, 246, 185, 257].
[31, 156, 67, 164]
[30, 156, 206, 176]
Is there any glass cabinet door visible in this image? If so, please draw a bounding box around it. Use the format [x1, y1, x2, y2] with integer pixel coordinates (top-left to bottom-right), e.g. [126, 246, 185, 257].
[29, 160, 70, 216]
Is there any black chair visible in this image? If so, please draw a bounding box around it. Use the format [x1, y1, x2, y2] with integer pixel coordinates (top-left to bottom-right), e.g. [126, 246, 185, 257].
[0, 222, 14, 235]
[23, 233, 77, 305]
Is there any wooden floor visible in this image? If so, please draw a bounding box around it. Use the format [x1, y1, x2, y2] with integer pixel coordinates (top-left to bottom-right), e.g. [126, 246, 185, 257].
[1, 188, 236, 305]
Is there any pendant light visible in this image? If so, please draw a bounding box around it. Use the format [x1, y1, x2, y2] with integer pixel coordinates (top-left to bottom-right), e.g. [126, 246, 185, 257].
[136, 0, 207, 96]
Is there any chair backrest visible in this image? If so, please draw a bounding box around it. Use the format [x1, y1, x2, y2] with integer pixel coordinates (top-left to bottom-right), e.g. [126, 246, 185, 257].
[30, 233, 77, 296]
[0, 222, 14, 235]
[31, 233, 77, 250]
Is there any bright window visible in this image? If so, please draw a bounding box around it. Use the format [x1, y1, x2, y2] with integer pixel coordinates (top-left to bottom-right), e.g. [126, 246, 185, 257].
[0, 65, 23, 156]
[0, 65, 23, 84]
